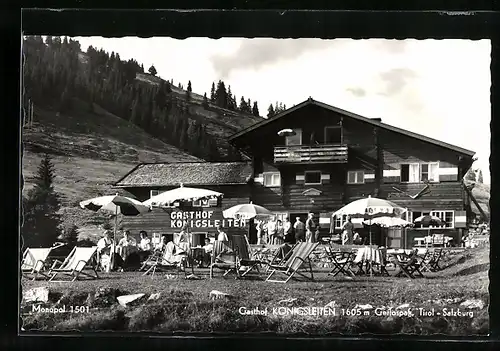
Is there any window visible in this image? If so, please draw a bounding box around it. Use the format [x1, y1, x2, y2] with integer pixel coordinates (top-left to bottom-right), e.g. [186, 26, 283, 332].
[402, 162, 439, 183]
[285, 128, 302, 146]
[431, 210, 454, 228]
[305, 171, 322, 185]
[347, 170, 365, 184]
[264, 172, 281, 187]
[324, 126, 342, 144]
[401, 163, 420, 183]
[334, 214, 348, 229]
[421, 162, 439, 182]
[150, 190, 160, 199]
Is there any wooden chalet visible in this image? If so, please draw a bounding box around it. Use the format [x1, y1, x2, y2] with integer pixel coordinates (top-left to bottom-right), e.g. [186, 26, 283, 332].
[115, 98, 477, 248]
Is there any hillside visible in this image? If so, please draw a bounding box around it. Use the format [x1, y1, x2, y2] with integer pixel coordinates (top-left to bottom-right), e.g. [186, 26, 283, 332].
[466, 181, 490, 220]
[22, 98, 201, 234]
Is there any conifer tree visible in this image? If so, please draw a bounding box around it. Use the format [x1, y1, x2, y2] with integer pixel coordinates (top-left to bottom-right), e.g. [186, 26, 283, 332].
[210, 82, 216, 102]
[202, 92, 209, 109]
[267, 104, 275, 118]
[477, 170, 484, 183]
[252, 101, 260, 117]
[22, 154, 62, 248]
[187, 80, 192, 92]
[148, 65, 157, 76]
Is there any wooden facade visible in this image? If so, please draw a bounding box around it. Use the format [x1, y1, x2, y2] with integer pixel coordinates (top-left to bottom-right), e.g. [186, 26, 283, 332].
[115, 98, 475, 248]
[228, 98, 475, 247]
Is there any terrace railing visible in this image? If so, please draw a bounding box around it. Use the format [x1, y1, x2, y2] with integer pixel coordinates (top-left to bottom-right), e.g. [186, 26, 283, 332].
[274, 144, 348, 164]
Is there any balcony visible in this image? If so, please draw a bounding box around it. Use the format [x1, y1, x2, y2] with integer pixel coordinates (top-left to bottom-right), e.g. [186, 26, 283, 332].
[274, 144, 348, 164]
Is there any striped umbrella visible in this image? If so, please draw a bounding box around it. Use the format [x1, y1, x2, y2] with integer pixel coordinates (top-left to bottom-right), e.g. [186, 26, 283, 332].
[414, 215, 444, 244]
[80, 194, 150, 272]
[222, 202, 273, 220]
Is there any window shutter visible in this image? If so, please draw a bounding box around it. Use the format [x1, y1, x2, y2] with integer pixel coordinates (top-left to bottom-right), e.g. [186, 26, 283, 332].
[208, 198, 218, 207]
[320, 173, 330, 184]
[439, 167, 458, 182]
[383, 169, 400, 183]
[319, 212, 331, 229]
[296, 174, 305, 185]
[364, 170, 375, 183]
[455, 210, 467, 228]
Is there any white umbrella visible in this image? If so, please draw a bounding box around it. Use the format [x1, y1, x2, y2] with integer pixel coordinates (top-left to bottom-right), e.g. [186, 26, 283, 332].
[80, 194, 150, 272]
[223, 202, 273, 220]
[143, 184, 223, 207]
[363, 217, 413, 228]
[332, 196, 407, 246]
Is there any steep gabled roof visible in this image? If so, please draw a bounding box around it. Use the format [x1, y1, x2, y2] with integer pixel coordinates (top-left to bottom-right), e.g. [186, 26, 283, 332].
[229, 98, 475, 157]
[114, 162, 253, 188]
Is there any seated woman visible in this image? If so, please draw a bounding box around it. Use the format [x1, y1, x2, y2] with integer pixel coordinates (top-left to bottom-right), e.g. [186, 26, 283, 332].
[353, 232, 363, 245]
[162, 241, 187, 270]
[117, 230, 140, 270]
[138, 230, 152, 261]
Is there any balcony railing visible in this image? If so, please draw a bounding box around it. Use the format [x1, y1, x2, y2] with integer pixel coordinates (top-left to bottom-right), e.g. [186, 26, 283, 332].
[274, 144, 348, 164]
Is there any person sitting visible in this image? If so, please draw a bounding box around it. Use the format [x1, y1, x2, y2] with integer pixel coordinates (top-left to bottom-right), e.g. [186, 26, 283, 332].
[138, 231, 152, 262]
[202, 238, 214, 267]
[353, 232, 363, 245]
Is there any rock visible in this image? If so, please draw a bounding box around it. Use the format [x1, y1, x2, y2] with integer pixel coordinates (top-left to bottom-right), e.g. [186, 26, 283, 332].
[209, 290, 232, 300]
[396, 303, 410, 309]
[148, 293, 161, 301]
[355, 304, 374, 310]
[23, 287, 49, 303]
[117, 293, 145, 307]
[278, 298, 298, 305]
[460, 299, 485, 310]
[324, 300, 340, 309]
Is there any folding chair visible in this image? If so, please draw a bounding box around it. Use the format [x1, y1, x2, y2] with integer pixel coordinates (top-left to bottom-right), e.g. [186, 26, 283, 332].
[142, 242, 189, 278]
[230, 235, 265, 277]
[427, 248, 444, 272]
[372, 247, 390, 276]
[265, 243, 295, 272]
[209, 241, 239, 279]
[21, 247, 53, 280]
[266, 242, 319, 283]
[393, 251, 424, 279]
[49, 246, 99, 282]
[324, 245, 355, 277]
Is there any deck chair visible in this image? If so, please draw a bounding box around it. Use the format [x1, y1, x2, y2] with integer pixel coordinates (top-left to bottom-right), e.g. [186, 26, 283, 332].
[265, 243, 295, 272]
[49, 246, 99, 282]
[427, 248, 444, 272]
[266, 242, 319, 283]
[22, 247, 53, 280]
[324, 245, 356, 277]
[210, 241, 239, 279]
[393, 251, 424, 279]
[371, 247, 390, 276]
[142, 242, 189, 278]
[230, 235, 265, 277]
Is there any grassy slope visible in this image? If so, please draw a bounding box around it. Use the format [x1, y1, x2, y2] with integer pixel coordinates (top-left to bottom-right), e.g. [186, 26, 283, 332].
[464, 180, 490, 218]
[22, 98, 201, 235]
[22, 245, 489, 334]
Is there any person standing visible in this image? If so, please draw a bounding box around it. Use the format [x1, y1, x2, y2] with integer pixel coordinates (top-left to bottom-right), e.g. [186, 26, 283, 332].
[283, 216, 294, 244]
[256, 219, 263, 245]
[215, 224, 229, 242]
[306, 213, 316, 243]
[266, 216, 277, 245]
[138, 231, 152, 262]
[274, 219, 285, 245]
[342, 216, 354, 245]
[294, 217, 305, 242]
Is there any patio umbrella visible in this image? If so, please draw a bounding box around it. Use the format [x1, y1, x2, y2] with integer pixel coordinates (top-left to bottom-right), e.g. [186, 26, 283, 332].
[277, 128, 296, 137]
[143, 183, 223, 208]
[80, 194, 150, 272]
[414, 215, 444, 244]
[332, 196, 407, 246]
[222, 202, 273, 220]
[363, 217, 413, 228]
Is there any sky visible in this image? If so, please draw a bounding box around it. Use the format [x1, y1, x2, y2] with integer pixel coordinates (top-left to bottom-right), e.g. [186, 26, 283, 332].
[73, 37, 491, 184]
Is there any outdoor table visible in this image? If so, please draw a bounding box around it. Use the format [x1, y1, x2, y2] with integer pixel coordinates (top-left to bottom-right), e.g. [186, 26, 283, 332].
[189, 246, 205, 267]
[353, 246, 382, 275]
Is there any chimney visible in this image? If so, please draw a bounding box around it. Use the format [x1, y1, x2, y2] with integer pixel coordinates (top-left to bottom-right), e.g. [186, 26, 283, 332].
[370, 117, 382, 123]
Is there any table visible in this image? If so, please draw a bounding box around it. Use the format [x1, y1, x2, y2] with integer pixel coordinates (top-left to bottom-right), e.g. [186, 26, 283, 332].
[353, 246, 382, 275]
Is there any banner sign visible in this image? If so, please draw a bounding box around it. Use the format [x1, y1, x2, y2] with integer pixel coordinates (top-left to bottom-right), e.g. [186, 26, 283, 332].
[169, 210, 246, 229]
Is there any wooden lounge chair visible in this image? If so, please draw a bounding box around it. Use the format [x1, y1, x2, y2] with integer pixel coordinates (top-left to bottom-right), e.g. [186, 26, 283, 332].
[210, 241, 239, 279]
[22, 247, 53, 280]
[49, 246, 99, 282]
[265, 243, 294, 272]
[427, 248, 444, 272]
[324, 245, 356, 277]
[393, 251, 424, 279]
[266, 242, 319, 283]
[142, 242, 189, 278]
[230, 235, 265, 277]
